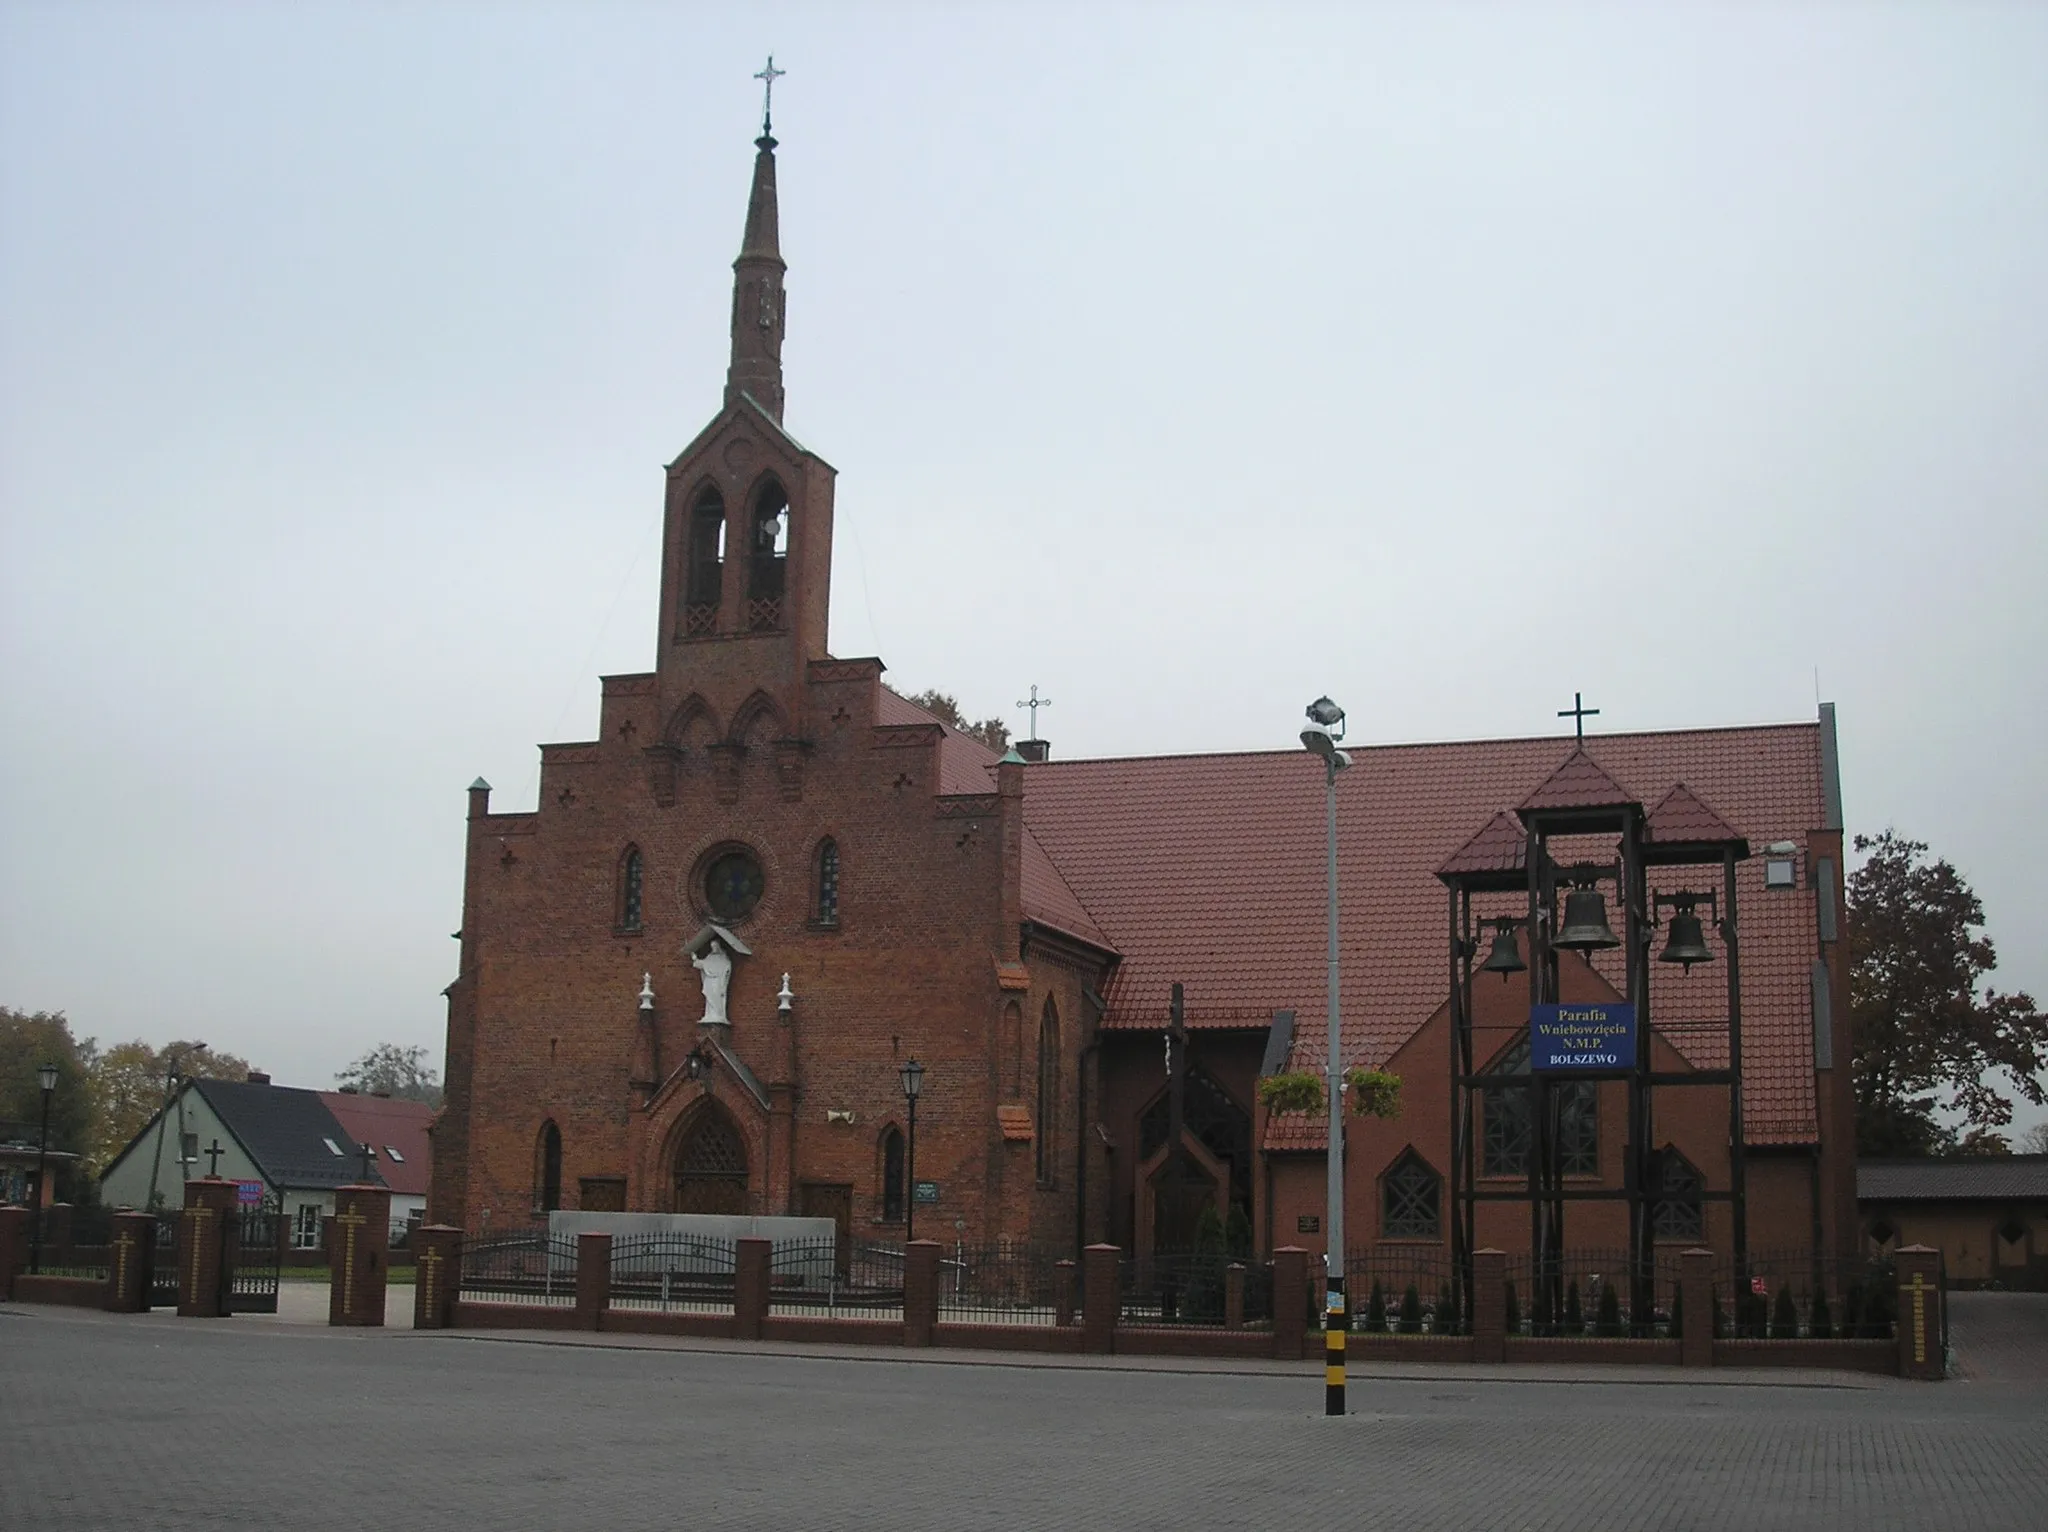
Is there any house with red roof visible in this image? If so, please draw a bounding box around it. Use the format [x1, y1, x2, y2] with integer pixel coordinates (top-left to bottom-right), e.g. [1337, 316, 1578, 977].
[430, 117, 1856, 1280]
[320, 1090, 433, 1237]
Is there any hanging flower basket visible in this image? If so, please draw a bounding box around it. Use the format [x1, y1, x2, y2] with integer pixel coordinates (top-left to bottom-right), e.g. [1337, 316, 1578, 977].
[1346, 1068, 1403, 1120]
[1256, 1072, 1324, 1115]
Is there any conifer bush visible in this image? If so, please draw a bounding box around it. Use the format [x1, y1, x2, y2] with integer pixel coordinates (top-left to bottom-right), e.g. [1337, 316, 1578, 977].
[1363, 1278, 1387, 1332]
[1808, 1287, 1832, 1339]
[1398, 1282, 1423, 1333]
[1595, 1281, 1623, 1337]
[1771, 1285, 1800, 1339]
[1563, 1279, 1584, 1335]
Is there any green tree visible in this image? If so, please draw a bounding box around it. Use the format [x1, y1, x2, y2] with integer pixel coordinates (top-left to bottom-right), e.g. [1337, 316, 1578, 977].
[1849, 832, 2047, 1155]
[336, 1044, 442, 1107]
[0, 1009, 92, 1200]
[903, 689, 1010, 753]
[1397, 1282, 1423, 1333]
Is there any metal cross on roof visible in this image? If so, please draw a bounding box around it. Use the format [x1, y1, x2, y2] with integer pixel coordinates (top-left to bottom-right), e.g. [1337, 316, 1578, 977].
[754, 55, 785, 137]
[1558, 691, 1601, 742]
[1016, 684, 1051, 743]
[205, 1139, 225, 1176]
[358, 1141, 376, 1183]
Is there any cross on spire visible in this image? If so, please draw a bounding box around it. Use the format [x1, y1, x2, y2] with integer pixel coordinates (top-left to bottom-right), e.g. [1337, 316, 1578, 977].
[1016, 685, 1052, 743]
[754, 55, 785, 141]
[1558, 691, 1601, 743]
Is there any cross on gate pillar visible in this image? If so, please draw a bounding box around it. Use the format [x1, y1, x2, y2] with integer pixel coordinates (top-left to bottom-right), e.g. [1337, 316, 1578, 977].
[329, 1182, 391, 1327]
[1894, 1244, 1945, 1381]
[412, 1224, 461, 1329]
[178, 1177, 239, 1317]
[105, 1211, 154, 1311]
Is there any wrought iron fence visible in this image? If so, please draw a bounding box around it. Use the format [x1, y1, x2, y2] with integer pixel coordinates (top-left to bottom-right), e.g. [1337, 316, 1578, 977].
[768, 1238, 904, 1316]
[459, 1232, 579, 1306]
[149, 1210, 180, 1308]
[937, 1243, 1065, 1327]
[1346, 1247, 1465, 1334]
[1119, 1249, 1271, 1326]
[1706, 1248, 1900, 1340]
[1498, 1247, 1681, 1338]
[609, 1232, 737, 1313]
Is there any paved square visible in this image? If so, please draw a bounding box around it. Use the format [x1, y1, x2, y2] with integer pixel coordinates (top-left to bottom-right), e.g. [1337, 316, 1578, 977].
[3, 1304, 2042, 1531]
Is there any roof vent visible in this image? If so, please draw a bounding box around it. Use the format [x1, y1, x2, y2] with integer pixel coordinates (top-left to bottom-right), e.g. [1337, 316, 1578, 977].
[246, 1070, 271, 1085]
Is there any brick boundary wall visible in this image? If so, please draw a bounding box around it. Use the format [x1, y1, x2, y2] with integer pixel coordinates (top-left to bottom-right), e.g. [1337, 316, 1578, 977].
[11, 1274, 104, 1307]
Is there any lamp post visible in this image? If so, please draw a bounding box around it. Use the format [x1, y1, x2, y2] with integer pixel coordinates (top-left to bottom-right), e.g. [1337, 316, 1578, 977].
[900, 1058, 925, 1244]
[30, 1061, 57, 1275]
[1300, 696, 1351, 1417]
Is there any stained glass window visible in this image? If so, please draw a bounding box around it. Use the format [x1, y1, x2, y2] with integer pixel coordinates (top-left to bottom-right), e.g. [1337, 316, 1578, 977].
[816, 839, 839, 926]
[620, 848, 644, 930]
[704, 849, 764, 922]
[1480, 1037, 1598, 1177]
[1382, 1151, 1441, 1239]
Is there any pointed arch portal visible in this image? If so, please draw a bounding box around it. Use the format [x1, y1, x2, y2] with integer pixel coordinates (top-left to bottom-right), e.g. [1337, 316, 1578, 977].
[672, 1105, 750, 1215]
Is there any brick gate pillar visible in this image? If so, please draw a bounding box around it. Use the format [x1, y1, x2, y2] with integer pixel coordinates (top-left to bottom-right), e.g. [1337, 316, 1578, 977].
[1082, 1243, 1120, 1355]
[412, 1225, 462, 1329]
[178, 1178, 239, 1317]
[576, 1231, 612, 1330]
[0, 1205, 27, 1299]
[328, 1184, 391, 1327]
[735, 1236, 771, 1341]
[1471, 1248, 1506, 1363]
[1271, 1246, 1307, 1361]
[105, 1211, 154, 1312]
[904, 1240, 941, 1346]
[1894, 1244, 1944, 1381]
[1680, 1248, 1715, 1368]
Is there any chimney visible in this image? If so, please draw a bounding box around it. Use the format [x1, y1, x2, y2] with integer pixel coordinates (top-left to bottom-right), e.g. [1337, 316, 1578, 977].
[1016, 739, 1051, 763]
[246, 1070, 271, 1085]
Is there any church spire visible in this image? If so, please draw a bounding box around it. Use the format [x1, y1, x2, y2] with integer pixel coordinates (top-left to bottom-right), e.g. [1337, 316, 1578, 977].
[726, 58, 788, 421]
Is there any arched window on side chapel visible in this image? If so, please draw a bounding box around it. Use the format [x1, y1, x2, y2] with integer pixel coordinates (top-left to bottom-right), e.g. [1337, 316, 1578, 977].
[880, 1125, 905, 1223]
[1036, 998, 1060, 1187]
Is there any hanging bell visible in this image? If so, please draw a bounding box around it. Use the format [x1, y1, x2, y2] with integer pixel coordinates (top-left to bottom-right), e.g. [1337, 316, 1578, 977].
[1658, 909, 1714, 971]
[1480, 923, 1526, 980]
[1555, 887, 1621, 950]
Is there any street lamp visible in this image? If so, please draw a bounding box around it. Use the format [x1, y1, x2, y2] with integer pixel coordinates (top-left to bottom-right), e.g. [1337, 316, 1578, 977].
[30, 1061, 57, 1276]
[899, 1058, 925, 1244]
[1301, 696, 1351, 1418]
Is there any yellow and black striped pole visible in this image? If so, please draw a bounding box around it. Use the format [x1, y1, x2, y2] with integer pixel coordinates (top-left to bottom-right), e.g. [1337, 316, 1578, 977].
[1325, 1273, 1347, 1414]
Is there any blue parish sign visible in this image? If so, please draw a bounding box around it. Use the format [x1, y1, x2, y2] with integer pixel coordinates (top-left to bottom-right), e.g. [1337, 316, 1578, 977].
[1530, 1003, 1636, 1071]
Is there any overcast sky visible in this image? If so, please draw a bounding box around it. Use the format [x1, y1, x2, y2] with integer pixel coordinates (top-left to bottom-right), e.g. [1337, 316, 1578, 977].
[3, 3, 2043, 1132]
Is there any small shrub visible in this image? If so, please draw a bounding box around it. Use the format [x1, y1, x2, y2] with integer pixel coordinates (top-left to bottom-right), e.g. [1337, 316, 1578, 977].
[1669, 1282, 1685, 1339]
[1808, 1287, 1832, 1339]
[1770, 1285, 1799, 1339]
[1595, 1281, 1623, 1337]
[1563, 1280, 1584, 1335]
[1433, 1281, 1457, 1334]
[1364, 1279, 1388, 1332]
[1504, 1279, 1520, 1334]
[1398, 1282, 1423, 1333]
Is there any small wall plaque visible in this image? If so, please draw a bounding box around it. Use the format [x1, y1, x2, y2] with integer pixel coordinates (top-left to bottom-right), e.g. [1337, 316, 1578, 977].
[1297, 1214, 1321, 1234]
[913, 1181, 940, 1205]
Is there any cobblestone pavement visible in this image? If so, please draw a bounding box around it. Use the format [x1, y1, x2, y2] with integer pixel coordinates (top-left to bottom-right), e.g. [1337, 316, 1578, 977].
[1946, 1291, 2048, 1382]
[4, 1306, 2043, 1532]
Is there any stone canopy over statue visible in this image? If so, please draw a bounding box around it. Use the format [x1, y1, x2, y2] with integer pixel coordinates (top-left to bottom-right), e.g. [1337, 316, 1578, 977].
[684, 922, 752, 1027]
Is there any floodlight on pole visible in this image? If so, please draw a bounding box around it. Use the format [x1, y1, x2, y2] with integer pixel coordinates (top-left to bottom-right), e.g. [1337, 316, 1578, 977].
[1301, 697, 1351, 1418]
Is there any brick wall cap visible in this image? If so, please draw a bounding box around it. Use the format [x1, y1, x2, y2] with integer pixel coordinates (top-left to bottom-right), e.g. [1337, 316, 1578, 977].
[1896, 1243, 1939, 1255]
[1681, 1247, 1715, 1258]
[1085, 1242, 1121, 1253]
[1272, 1245, 1306, 1254]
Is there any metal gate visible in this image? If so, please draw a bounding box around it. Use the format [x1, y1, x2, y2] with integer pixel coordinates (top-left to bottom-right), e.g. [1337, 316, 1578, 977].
[227, 1199, 281, 1313]
[148, 1210, 181, 1309]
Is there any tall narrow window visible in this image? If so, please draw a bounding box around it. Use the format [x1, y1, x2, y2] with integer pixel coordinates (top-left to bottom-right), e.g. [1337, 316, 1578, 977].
[619, 847, 644, 931]
[685, 489, 725, 635]
[814, 838, 839, 926]
[880, 1125, 905, 1223]
[539, 1121, 563, 1214]
[747, 480, 788, 629]
[1480, 1037, 1598, 1177]
[1381, 1150, 1442, 1240]
[1035, 998, 1059, 1186]
[1650, 1149, 1704, 1240]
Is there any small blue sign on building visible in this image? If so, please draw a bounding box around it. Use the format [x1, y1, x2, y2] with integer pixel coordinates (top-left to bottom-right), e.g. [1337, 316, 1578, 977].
[1530, 1003, 1635, 1071]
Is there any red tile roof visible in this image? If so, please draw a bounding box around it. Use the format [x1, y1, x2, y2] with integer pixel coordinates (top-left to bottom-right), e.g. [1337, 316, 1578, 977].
[1435, 810, 1527, 879]
[1020, 724, 1828, 1148]
[1518, 748, 1637, 813]
[1645, 782, 1747, 849]
[319, 1093, 434, 1197]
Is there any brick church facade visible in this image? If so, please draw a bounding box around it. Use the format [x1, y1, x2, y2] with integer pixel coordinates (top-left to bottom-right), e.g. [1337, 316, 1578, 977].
[429, 122, 1859, 1270]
